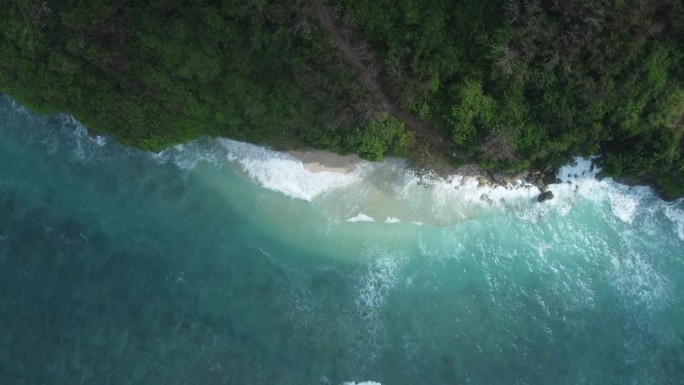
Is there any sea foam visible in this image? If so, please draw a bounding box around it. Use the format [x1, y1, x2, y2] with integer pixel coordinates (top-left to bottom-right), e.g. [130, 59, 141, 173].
[664, 204, 684, 240]
[342, 382, 381, 385]
[30, 104, 677, 231]
[153, 139, 221, 170]
[215, 137, 682, 229]
[347, 247, 405, 365]
[347, 213, 375, 222]
[1, 102, 133, 163]
[219, 139, 367, 201]
[609, 249, 673, 318]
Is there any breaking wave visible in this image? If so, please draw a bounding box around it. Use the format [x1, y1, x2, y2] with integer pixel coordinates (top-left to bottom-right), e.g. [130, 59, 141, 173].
[219, 139, 368, 201]
[210, 137, 682, 231]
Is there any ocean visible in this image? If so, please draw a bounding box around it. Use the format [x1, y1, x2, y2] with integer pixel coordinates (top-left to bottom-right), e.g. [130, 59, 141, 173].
[1, 94, 683, 384]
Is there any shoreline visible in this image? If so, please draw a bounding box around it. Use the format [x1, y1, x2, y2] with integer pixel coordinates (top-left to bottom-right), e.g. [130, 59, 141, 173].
[285, 147, 684, 203]
[286, 147, 561, 203]
[287, 150, 362, 175]
[6, 91, 682, 202]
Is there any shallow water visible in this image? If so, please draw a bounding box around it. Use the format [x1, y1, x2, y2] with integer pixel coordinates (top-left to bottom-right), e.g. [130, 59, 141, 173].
[1, 95, 683, 384]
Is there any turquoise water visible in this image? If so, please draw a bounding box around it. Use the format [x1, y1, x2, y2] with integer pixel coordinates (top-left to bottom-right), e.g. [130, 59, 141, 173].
[1, 94, 683, 384]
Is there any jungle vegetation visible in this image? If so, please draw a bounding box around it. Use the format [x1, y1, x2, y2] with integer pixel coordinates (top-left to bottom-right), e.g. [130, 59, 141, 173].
[1, 0, 683, 197]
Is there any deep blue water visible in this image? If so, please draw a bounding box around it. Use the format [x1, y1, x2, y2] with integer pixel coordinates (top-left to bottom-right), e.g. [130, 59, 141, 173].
[1, 95, 683, 384]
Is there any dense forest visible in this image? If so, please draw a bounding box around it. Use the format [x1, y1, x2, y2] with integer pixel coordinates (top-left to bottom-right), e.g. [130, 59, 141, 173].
[1, 0, 683, 197]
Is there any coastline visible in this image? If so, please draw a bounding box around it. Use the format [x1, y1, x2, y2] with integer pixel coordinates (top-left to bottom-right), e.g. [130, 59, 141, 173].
[285, 147, 684, 203]
[287, 147, 559, 201]
[287, 150, 362, 175]
[11, 85, 683, 203]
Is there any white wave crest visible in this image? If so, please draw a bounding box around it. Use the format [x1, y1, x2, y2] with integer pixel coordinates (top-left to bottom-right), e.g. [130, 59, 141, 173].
[151, 134, 682, 230]
[219, 139, 367, 201]
[31, 108, 674, 233]
[539, 158, 656, 224]
[214, 145, 681, 229]
[342, 382, 382, 385]
[607, 186, 651, 224]
[347, 213, 375, 222]
[664, 204, 684, 240]
[153, 140, 220, 170]
[556, 157, 600, 182]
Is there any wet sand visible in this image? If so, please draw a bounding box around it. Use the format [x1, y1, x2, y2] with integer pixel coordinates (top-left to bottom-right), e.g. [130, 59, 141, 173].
[288, 150, 362, 174]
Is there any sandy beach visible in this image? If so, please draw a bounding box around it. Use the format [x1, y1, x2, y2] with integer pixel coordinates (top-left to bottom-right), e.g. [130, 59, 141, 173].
[287, 150, 362, 174]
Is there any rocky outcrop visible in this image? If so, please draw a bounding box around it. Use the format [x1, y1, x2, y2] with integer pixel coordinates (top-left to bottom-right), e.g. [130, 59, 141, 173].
[542, 168, 558, 185]
[537, 191, 554, 203]
[447, 164, 561, 203]
[526, 168, 556, 186]
[526, 168, 557, 202]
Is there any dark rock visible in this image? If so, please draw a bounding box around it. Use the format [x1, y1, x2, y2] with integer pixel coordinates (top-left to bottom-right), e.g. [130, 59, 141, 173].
[537, 191, 554, 203]
[86, 128, 100, 139]
[498, 177, 513, 188]
[513, 171, 529, 180]
[524, 171, 539, 185]
[476, 176, 493, 187]
[542, 169, 557, 185]
[480, 193, 493, 205]
[489, 171, 507, 183]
